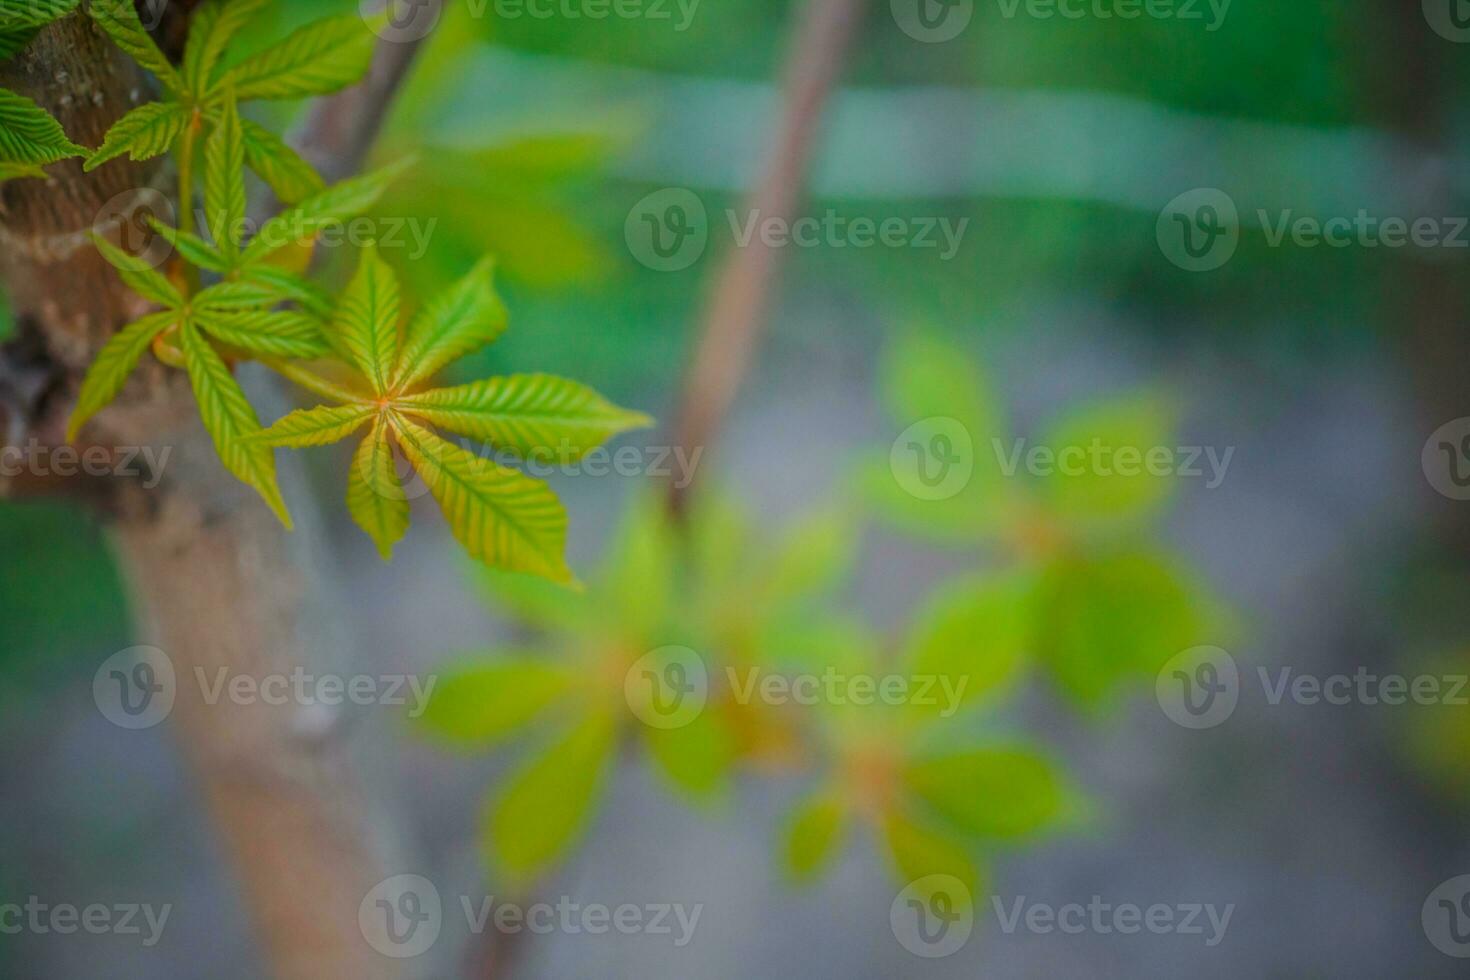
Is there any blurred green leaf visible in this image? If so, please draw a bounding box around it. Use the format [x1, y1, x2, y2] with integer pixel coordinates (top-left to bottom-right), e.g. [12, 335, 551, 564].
[902, 572, 1035, 718]
[905, 748, 1065, 841]
[417, 657, 576, 747]
[782, 793, 847, 883]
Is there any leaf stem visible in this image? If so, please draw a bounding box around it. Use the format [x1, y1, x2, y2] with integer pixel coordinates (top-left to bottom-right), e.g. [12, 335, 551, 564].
[176, 116, 201, 293]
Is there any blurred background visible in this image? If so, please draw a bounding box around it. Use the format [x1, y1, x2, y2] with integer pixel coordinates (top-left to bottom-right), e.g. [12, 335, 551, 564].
[3, 0, 1470, 976]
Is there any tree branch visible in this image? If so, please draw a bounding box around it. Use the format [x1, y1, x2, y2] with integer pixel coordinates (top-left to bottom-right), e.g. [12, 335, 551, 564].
[667, 0, 866, 517]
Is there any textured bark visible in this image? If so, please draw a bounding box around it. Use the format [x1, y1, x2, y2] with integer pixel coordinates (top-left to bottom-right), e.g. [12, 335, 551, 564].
[0, 10, 422, 979]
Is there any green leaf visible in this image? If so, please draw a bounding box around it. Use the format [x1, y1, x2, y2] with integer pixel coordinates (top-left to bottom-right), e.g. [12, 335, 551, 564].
[882, 330, 997, 436]
[196, 310, 332, 360]
[182, 0, 269, 96]
[905, 748, 1065, 840]
[91, 233, 181, 307]
[0, 0, 79, 29]
[597, 496, 675, 641]
[902, 572, 1034, 719]
[394, 418, 573, 583]
[394, 257, 507, 389]
[149, 217, 228, 272]
[0, 28, 38, 60]
[346, 419, 410, 559]
[240, 117, 322, 204]
[0, 160, 44, 181]
[331, 243, 400, 395]
[203, 92, 245, 256]
[84, 101, 188, 170]
[397, 374, 652, 460]
[472, 564, 590, 633]
[1034, 550, 1208, 706]
[241, 161, 408, 265]
[257, 402, 374, 448]
[488, 709, 616, 885]
[88, 0, 182, 93]
[882, 811, 981, 898]
[643, 709, 735, 801]
[764, 506, 855, 605]
[782, 793, 847, 883]
[416, 657, 576, 746]
[227, 14, 375, 101]
[193, 279, 280, 309]
[236, 264, 333, 317]
[66, 311, 174, 439]
[179, 320, 292, 527]
[1038, 392, 1178, 524]
[0, 87, 84, 164]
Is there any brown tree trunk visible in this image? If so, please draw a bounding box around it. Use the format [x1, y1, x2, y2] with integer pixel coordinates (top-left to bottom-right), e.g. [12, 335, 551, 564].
[1, 11, 417, 979]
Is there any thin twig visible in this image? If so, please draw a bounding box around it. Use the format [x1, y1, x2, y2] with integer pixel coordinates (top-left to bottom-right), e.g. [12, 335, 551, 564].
[667, 0, 867, 518]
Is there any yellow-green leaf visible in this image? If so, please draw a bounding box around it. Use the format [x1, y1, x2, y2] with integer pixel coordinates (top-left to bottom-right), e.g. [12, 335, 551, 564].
[394, 418, 572, 583]
[904, 748, 1065, 840]
[196, 310, 331, 360]
[88, 0, 182, 93]
[346, 419, 410, 560]
[91, 233, 181, 308]
[488, 709, 617, 885]
[203, 92, 246, 256]
[257, 402, 374, 448]
[882, 811, 981, 898]
[241, 161, 409, 265]
[149, 217, 228, 273]
[67, 312, 174, 439]
[902, 571, 1034, 719]
[84, 101, 187, 170]
[0, 88, 84, 164]
[180, 321, 291, 527]
[227, 14, 375, 101]
[331, 243, 399, 395]
[643, 709, 735, 801]
[240, 117, 323, 205]
[397, 374, 652, 460]
[183, 0, 270, 96]
[394, 257, 506, 389]
[782, 793, 847, 883]
[416, 657, 577, 746]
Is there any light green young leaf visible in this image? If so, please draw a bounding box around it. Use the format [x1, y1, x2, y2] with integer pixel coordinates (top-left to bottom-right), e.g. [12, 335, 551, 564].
[257, 403, 375, 448]
[84, 101, 188, 170]
[1039, 392, 1179, 524]
[882, 811, 982, 899]
[643, 709, 735, 801]
[240, 117, 323, 204]
[902, 572, 1035, 718]
[194, 279, 281, 309]
[182, 0, 269, 96]
[203, 93, 246, 256]
[416, 657, 576, 746]
[488, 709, 617, 885]
[782, 793, 847, 883]
[905, 748, 1065, 840]
[195, 310, 332, 360]
[0, 160, 44, 181]
[91, 233, 181, 307]
[242, 161, 409, 265]
[394, 417, 573, 584]
[396, 374, 652, 460]
[393, 258, 506, 389]
[346, 419, 410, 560]
[236, 264, 333, 316]
[179, 320, 291, 527]
[0, 87, 84, 164]
[88, 0, 182, 92]
[331, 243, 400, 395]
[227, 14, 375, 101]
[66, 311, 174, 439]
[149, 217, 228, 272]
